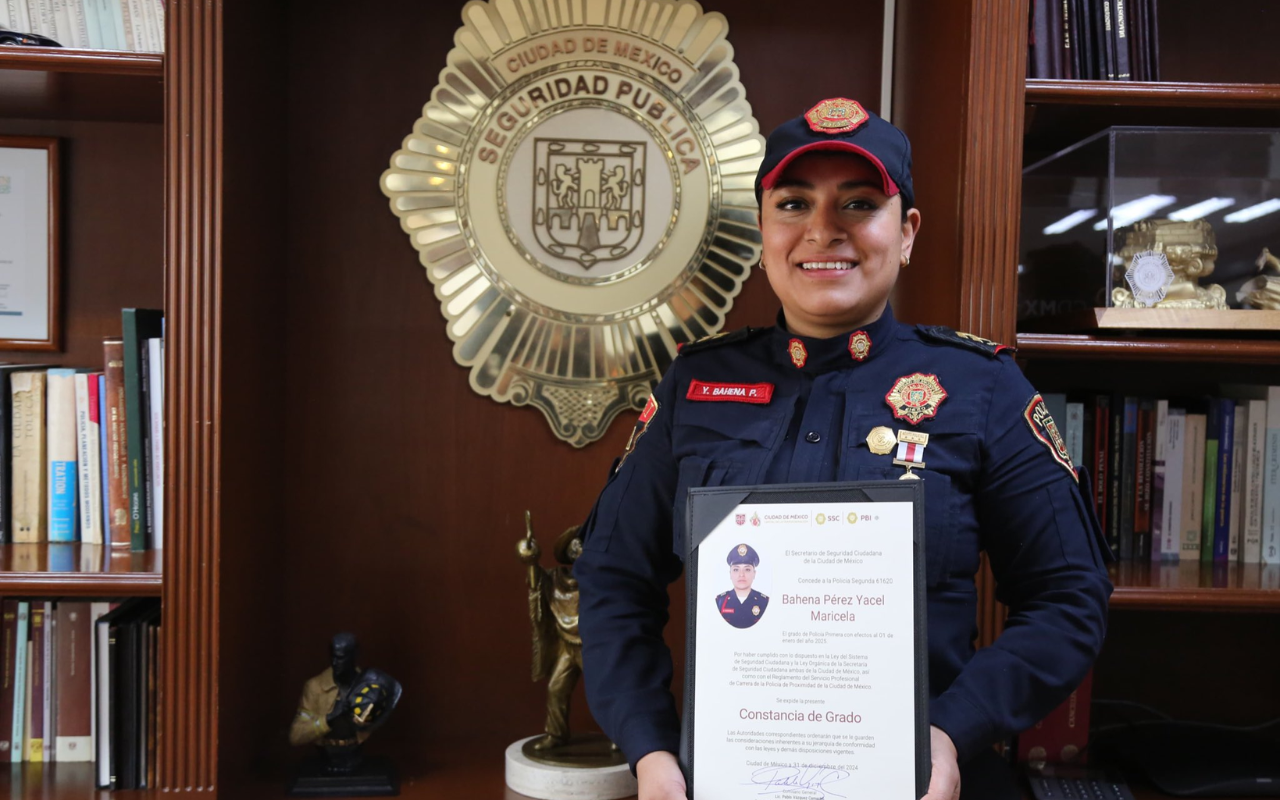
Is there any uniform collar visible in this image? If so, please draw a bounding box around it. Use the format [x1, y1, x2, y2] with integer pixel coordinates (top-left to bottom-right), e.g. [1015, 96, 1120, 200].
[771, 304, 898, 374]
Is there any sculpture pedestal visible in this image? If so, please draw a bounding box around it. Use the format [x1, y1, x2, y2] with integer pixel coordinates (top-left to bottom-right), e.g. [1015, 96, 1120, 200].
[504, 736, 637, 800]
[288, 755, 399, 797]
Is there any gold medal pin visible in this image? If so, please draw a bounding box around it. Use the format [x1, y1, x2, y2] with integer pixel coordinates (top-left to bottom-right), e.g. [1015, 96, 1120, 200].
[866, 426, 897, 456]
[892, 430, 929, 480]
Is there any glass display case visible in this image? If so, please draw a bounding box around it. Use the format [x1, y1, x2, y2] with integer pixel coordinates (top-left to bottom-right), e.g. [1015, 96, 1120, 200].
[1019, 127, 1280, 329]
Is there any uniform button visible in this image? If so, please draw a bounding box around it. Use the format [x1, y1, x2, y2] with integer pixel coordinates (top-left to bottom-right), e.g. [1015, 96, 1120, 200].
[804, 431, 821, 443]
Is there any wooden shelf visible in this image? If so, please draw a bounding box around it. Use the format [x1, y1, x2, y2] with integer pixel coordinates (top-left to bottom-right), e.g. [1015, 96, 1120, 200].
[0, 543, 161, 597]
[0, 763, 122, 799]
[0, 47, 163, 122]
[1026, 79, 1280, 109]
[1109, 561, 1280, 612]
[1016, 333, 1280, 364]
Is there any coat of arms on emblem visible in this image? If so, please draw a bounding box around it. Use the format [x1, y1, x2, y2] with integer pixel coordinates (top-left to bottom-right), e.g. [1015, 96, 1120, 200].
[535, 139, 645, 269]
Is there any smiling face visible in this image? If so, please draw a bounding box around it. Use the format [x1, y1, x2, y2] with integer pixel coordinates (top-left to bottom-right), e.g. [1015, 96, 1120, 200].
[731, 563, 756, 591]
[759, 153, 921, 338]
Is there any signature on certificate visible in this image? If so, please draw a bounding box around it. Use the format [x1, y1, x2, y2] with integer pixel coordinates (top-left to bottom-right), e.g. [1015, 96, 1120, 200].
[747, 765, 851, 798]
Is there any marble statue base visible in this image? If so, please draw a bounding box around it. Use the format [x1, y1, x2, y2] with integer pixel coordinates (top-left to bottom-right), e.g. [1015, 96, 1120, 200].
[505, 736, 637, 800]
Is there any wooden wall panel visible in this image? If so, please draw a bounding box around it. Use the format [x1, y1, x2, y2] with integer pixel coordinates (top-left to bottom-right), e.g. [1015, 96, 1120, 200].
[264, 0, 887, 773]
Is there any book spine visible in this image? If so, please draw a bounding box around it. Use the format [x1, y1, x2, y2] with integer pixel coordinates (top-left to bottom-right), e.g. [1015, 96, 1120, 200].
[1244, 399, 1267, 564]
[1100, 0, 1116, 79]
[1030, 0, 1054, 78]
[1134, 399, 1153, 559]
[0, 371, 11, 545]
[81, 0, 102, 48]
[119, 0, 134, 49]
[1119, 397, 1137, 559]
[1149, 0, 1159, 80]
[88, 602, 107, 777]
[75, 375, 95, 544]
[1065, 402, 1085, 469]
[11, 601, 27, 763]
[1161, 410, 1185, 561]
[69, 0, 90, 47]
[98, 375, 109, 546]
[0, 601, 16, 756]
[42, 601, 52, 763]
[1213, 399, 1236, 562]
[1060, 0, 1076, 78]
[54, 602, 92, 761]
[1228, 404, 1247, 562]
[46, 369, 78, 543]
[1202, 400, 1221, 564]
[1264, 387, 1280, 564]
[123, 311, 158, 551]
[106, 0, 126, 49]
[87, 374, 103, 544]
[104, 341, 129, 549]
[1092, 395, 1110, 537]
[148, 339, 163, 549]
[1107, 396, 1124, 558]
[9, 0, 29, 34]
[26, 605, 43, 762]
[1183, 414, 1206, 560]
[94, 607, 112, 788]
[1150, 399, 1168, 561]
[11, 372, 47, 544]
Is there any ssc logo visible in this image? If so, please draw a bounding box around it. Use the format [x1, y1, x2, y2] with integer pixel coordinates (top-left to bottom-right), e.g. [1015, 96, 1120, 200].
[382, 0, 764, 447]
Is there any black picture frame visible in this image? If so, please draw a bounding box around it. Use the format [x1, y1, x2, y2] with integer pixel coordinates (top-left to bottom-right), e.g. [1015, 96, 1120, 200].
[681, 480, 931, 799]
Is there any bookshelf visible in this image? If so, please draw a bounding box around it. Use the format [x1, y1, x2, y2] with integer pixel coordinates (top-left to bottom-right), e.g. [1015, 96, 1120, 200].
[0, 47, 163, 122]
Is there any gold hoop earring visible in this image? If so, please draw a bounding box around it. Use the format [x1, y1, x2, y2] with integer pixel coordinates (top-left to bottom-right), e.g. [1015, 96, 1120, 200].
[900, 256, 910, 268]
[759, 261, 767, 271]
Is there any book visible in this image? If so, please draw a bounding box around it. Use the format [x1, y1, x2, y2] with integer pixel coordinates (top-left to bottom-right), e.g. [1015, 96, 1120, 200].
[11, 601, 27, 763]
[1119, 397, 1138, 559]
[1160, 409, 1186, 562]
[0, 601, 16, 758]
[1113, 0, 1131, 78]
[1100, 0, 1116, 79]
[54, 602, 92, 761]
[1183, 413, 1207, 560]
[46, 368, 78, 543]
[99, 374, 110, 549]
[11, 371, 47, 544]
[147, 337, 164, 549]
[1030, 0, 1055, 78]
[1202, 399, 1223, 564]
[1264, 387, 1280, 565]
[104, 340, 130, 549]
[1212, 398, 1236, 563]
[26, 604, 44, 762]
[88, 601, 110, 775]
[1065, 402, 1085, 469]
[1091, 395, 1110, 537]
[1243, 398, 1267, 564]
[1135, 399, 1154, 559]
[1228, 404, 1248, 562]
[1059, 0, 1076, 78]
[95, 598, 145, 788]
[0, 365, 50, 544]
[42, 600, 53, 763]
[104, 0, 127, 50]
[75, 372, 105, 545]
[1150, 400, 1168, 561]
[122, 309, 163, 550]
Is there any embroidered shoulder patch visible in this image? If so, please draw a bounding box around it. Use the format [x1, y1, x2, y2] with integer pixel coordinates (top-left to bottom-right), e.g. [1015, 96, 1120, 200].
[1024, 393, 1077, 481]
[616, 394, 658, 471]
[678, 327, 764, 356]
[917, 325, 1014, 357]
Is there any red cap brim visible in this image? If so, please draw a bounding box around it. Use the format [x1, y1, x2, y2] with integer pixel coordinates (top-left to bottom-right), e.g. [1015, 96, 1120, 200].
[759, 141, 900, 198]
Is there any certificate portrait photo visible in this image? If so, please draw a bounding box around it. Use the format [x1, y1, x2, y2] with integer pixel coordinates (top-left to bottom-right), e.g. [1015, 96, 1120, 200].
[714, 543, 770, 629]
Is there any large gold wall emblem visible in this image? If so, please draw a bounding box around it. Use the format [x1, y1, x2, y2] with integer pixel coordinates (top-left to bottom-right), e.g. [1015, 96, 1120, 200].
[381, 0, 764, 447]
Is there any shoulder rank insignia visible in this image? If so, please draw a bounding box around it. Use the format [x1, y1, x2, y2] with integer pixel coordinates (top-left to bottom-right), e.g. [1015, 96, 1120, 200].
[917, 325, 1014, 357]
[616, 393, 659, 472]
[1024, 393, 1077, 481]
[678, 327, 762, 356]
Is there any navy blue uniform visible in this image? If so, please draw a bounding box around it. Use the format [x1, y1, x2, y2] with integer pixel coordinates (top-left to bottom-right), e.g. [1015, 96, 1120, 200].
[574, 305, 1112, 772]
[714, 589, 769, 628]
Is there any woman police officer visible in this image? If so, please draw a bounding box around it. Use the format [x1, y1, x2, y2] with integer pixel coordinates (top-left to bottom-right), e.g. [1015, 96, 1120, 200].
[572, 98, 1112, 800]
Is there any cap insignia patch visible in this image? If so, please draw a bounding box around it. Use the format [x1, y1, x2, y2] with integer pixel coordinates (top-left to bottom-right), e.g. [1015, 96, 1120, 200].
[737, 544, 748, 556]
[805, 97, 870, 135]
[885, 373, 947, 425]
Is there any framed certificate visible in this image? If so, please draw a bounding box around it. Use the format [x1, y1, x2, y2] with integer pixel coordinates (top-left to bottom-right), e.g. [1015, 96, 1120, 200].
[682, 482, 930, 799]
[0, 137, 61, 351]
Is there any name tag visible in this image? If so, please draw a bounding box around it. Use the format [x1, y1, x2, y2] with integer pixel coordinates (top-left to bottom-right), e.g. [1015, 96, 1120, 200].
[686, 380, 774, 404]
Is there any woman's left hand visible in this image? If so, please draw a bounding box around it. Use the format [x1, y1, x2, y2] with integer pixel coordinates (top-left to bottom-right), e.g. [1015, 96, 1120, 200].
[920, 725, 961, 800]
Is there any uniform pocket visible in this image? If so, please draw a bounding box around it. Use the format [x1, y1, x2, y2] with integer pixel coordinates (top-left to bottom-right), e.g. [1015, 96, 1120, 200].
[672, 456, 752, 559]
[676, 402, 786, 448]
[855, 465, 954, 587]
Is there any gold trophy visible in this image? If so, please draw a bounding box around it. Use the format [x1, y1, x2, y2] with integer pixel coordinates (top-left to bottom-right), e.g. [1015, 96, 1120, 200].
[1112, 219, 1228, 309]
[506, 513, 634, 800]
[1239, 248, 1280, 310]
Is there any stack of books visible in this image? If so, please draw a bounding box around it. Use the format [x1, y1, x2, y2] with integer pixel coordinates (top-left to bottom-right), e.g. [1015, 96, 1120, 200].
[1, 309, 164, 552]
[0, 0, 164, 52]
[0, 598, 160, 790]
[1028, 0, 1161, 81]
[1043, 390, 1280, 564]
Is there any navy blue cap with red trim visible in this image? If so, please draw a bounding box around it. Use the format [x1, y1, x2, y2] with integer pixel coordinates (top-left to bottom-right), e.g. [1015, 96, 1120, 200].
[754, 97, 914, 210]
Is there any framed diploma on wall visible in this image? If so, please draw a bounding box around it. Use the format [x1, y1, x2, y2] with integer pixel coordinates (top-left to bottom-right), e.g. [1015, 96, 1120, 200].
[0, 137, 60, 351]
[682, 482, 931, 799]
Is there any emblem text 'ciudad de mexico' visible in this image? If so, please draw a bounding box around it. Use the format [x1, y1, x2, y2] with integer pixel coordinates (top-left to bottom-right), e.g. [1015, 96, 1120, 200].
[381, 0, 764, 446]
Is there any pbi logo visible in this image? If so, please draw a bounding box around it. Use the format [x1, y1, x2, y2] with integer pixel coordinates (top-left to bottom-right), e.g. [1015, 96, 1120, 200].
[846, 512, 859, 525]
[735, 513, 746, 526]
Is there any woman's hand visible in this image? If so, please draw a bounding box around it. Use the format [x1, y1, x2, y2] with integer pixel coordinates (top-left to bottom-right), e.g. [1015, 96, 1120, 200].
[637, 750, 687, 800]
[920, 725, 961, 800]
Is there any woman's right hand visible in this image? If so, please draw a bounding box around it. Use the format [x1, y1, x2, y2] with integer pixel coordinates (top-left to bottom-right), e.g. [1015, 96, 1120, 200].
[637, 750, 687, 800]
